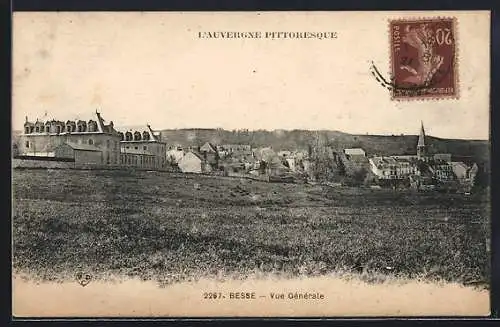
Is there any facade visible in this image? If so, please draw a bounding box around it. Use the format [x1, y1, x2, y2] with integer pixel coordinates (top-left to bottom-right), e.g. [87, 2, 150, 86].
[166, 147, 185, 164]
[369, 156, 418, 179]
[451, 161, 478, 185]
[118, 125, 167, 170]
[429, 160, 455, 181]
[217, 144, 252, 158]
[54, 142, 103, 165]
[451, 161, 469, 179]
[178, 151, 212, 174]
[19, 111, 121, 166]
[217, 144, 251, 153]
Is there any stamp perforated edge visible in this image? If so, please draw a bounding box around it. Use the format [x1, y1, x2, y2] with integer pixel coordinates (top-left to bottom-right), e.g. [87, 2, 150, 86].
[387, 16, 460, 102]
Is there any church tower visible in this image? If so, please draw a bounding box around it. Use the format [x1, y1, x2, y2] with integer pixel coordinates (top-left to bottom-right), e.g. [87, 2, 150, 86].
[417, 121, 427, 160]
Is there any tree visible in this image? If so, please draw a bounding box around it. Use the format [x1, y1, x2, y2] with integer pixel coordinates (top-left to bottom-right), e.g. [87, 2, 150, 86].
[259, 160, 267, 174]
[309, 132, 341, 182]
[353, 167, 368, 184]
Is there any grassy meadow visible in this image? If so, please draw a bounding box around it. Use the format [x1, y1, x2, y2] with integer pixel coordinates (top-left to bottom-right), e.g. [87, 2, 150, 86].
[12, 168, 490, 288]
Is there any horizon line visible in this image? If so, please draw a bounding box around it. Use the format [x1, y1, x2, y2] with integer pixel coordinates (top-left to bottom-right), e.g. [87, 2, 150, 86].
[11, 127, 490, 142]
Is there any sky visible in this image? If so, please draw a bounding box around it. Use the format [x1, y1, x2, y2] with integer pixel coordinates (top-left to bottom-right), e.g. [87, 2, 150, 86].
[12, 11, 490, 140]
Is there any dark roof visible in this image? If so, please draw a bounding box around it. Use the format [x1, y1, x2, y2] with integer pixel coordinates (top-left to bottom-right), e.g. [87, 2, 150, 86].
[200, 142, 217, 152]
[62, 142, 102, 152]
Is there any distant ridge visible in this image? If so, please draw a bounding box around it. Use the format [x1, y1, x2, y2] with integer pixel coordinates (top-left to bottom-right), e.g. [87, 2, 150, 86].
[11, 128, 489, 167]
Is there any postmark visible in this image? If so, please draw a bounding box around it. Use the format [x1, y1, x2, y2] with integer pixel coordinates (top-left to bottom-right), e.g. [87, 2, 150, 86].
[76, 272, 92, 287]
[385, 17, 458, 100]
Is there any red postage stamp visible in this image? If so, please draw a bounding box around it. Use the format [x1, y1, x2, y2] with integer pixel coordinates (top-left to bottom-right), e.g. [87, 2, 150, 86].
[389, 17, 458, 100]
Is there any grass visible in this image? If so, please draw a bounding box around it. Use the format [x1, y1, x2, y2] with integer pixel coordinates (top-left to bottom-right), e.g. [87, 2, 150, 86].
[12, 169, 491, 288]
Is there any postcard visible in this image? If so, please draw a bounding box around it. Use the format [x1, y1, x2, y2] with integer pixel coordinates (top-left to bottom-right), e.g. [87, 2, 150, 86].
[11, 11, 491, 317]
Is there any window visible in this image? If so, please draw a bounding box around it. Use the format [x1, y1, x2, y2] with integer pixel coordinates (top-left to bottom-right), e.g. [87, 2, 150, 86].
[25, 141, 30, 148]
[134, 146, 138, 150]
[143, 146, 147, 150]
[88, 139, 94, 145]
[126, 146, 130, 149]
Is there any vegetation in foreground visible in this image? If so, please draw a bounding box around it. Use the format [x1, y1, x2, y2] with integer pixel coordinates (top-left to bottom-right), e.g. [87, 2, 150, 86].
[12, 169, 490, 288]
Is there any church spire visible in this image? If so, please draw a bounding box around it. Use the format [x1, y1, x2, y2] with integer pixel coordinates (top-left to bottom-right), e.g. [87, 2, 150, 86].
[418, 121, 425, 147]
[417, 121, 426, 159]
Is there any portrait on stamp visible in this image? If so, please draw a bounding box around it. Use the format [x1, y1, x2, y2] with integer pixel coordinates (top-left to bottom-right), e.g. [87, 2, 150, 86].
[389, 17, 458, 100]
[11, 11, 491, 317]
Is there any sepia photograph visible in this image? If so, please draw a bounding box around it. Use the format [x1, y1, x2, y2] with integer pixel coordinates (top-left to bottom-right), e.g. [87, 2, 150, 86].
[11, 11, 491, 317]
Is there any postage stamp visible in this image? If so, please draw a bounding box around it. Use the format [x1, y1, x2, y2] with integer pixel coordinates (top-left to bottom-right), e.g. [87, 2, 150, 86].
[389, 17, 458, 100]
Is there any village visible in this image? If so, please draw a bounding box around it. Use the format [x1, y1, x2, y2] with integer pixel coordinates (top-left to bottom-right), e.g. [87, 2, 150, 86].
[12, 111, 480, 193]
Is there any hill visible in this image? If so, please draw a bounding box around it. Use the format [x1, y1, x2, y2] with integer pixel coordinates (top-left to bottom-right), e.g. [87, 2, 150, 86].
[158, 129, 490, 166]
[11, 128, 490, 168]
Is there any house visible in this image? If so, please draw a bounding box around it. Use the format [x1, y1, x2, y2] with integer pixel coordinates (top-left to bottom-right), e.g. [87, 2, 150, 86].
[18, 111, 121, 166]
[253, 147, 277, 162]
[285, 158, 297, 172]
[451, 161, 478, 185]
[178, 151, 212, 174]
[265, 157, 290, 176]
[200, 142, 217, 153]
[343, 148, 366, 158]
[369, 156, 417, 180]
[433, 153, 452, 162]
[222, 162, 246, 175]
[217, 144, 252, 158]
[117, 124, 167, 170]
[54, 142, 103, 165]
[217, 144, 251, 153]
[430, 160, 455, 181]
[166, 147, 185, 164]
[199, 141, 219, 168]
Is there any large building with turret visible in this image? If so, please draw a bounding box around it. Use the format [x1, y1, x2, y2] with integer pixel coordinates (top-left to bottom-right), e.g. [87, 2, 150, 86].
[18, 111, 122, 166]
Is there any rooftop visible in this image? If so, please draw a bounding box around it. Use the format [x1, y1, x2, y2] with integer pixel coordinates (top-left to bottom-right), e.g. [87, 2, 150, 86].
[63, 142, 102, 152]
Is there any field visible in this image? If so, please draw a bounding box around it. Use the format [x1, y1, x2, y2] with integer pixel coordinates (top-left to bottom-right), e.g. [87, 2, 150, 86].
[12, 168, 490, 288]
